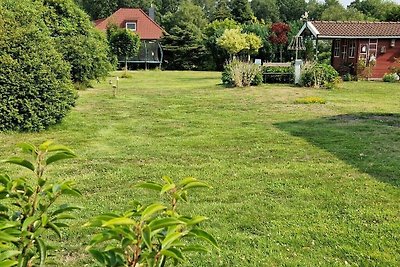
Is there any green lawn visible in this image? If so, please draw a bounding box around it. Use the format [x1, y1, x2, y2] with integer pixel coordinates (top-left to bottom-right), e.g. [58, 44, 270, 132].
[1, 71, 399, 266]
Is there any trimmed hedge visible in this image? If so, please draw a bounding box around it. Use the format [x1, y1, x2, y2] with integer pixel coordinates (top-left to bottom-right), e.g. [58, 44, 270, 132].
[0, 0, 76, 132]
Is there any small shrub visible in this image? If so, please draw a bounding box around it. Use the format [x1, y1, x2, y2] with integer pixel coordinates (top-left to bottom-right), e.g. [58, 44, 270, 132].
[120, 72, 133, 79]
[342, 73, 356, 82]
[0, 141, 81, 266]
[356, 59, 374, 80]
[301, 62, 339, 88]
[294, 96, 327, 104]
[383, 73, 399, 83]
[389, 57, 400, 75]
[86, 177, 218, 267]
[222, 59, 262, 87]
[252, 71, 263, 86]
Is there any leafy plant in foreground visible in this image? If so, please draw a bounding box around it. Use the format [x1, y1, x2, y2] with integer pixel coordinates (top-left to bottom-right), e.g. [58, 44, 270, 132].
[0, 141, 81, 266]
[86, 177, 218, 267]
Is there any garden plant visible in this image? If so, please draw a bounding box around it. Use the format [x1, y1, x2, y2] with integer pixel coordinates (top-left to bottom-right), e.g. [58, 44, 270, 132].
[0, 141, 81, 266]
[86, 176, 218, 267]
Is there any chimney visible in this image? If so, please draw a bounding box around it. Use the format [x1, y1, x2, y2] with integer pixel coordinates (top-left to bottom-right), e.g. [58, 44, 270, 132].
[149, 4, 155, 20]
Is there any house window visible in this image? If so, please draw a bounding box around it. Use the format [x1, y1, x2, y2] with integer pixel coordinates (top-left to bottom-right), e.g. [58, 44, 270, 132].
[334, 40, 340, 57]
[391, 39, 396, 47]
[348, 40, 356, 58]
[342, 40, 348, 59]
[126, 22, 136, 31]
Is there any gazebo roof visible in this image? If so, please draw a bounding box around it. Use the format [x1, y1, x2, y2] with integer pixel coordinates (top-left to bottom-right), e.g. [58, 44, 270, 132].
[297, 21, 400, 39]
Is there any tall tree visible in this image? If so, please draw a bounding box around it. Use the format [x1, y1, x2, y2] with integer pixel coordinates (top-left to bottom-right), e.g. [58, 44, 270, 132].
[78, 0, 153, 19]
[349, 0, 397, 20]
[385, 5, 400, 21]
[108, 27, 141, 73]
[204, 18, 240, 69]
[277, 0, 306, 21]
[231, 0, 254, 23]
[212, 0, 232, 21]
[161, 0, 208, 69]
[251, 0, 280, 22]
[43, 0, 112, 86]
[243, 22, 273, 62]
[162, 0, 208, 32]
[269, 22, 290, 62]
[306, 0, 325, 20]
[193, 0, 215, 19]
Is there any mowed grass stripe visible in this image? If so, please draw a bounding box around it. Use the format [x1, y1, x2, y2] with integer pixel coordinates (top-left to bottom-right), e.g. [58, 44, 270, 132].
[0, 71, 399, 266]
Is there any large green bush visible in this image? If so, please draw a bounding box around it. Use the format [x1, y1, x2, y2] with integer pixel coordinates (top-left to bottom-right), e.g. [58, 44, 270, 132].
[0, 0, 76, 132]
[301, 62, 339, 88]
[42, 0, 113, 86]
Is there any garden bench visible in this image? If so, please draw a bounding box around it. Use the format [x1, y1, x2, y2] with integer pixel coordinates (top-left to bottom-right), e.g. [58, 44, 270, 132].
[262, 72, 293, 83]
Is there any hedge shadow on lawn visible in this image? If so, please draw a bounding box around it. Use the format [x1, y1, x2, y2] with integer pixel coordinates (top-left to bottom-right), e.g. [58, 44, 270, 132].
[275, 113, 400, 187]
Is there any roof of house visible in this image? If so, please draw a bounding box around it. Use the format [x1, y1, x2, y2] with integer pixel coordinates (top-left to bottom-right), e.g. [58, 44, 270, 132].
[94, 8, 164, 40]
[297, 21, 400, 39]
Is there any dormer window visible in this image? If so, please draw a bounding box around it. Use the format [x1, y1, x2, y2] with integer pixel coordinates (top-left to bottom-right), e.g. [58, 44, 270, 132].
[126, 22, 136, 31]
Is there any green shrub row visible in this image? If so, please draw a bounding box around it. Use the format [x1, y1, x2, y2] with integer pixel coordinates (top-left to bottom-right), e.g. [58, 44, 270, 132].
[262, 66, 294, 83]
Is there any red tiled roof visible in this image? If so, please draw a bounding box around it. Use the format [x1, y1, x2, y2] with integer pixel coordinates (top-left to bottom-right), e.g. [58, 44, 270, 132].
[310, 21, 400, 38]
[94, 8, 164, 40]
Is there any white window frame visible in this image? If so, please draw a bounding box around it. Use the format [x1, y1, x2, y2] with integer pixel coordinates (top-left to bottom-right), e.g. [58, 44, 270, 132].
[333, 40, 340, 57]
[125, 22, 137, 31]
[342, 40, 348, 59]
[348, 40, 356, 58]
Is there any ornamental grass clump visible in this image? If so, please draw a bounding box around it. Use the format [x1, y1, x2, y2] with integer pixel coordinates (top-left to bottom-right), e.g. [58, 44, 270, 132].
[222, 59, 262, 87]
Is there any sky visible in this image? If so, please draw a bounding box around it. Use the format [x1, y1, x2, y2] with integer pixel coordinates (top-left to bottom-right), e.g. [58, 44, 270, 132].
[340, 0, 400, 6]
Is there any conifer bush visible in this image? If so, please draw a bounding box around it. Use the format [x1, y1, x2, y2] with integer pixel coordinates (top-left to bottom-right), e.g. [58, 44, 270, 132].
[0, 0, 76, 132]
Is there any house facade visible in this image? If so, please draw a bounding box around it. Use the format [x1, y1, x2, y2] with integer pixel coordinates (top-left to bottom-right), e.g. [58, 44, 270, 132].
[297, 21, 400, 78]
[94, 8, 165, 68]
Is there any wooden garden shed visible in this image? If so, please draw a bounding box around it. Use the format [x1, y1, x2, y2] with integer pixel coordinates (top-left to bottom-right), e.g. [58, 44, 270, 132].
[296, 21, 400, 78]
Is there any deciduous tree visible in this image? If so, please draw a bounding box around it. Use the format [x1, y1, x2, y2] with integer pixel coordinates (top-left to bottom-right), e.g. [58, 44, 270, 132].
[269, 22, 290, 62]
[108, 27, 141, 73]
[217, 28, 249, 57]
